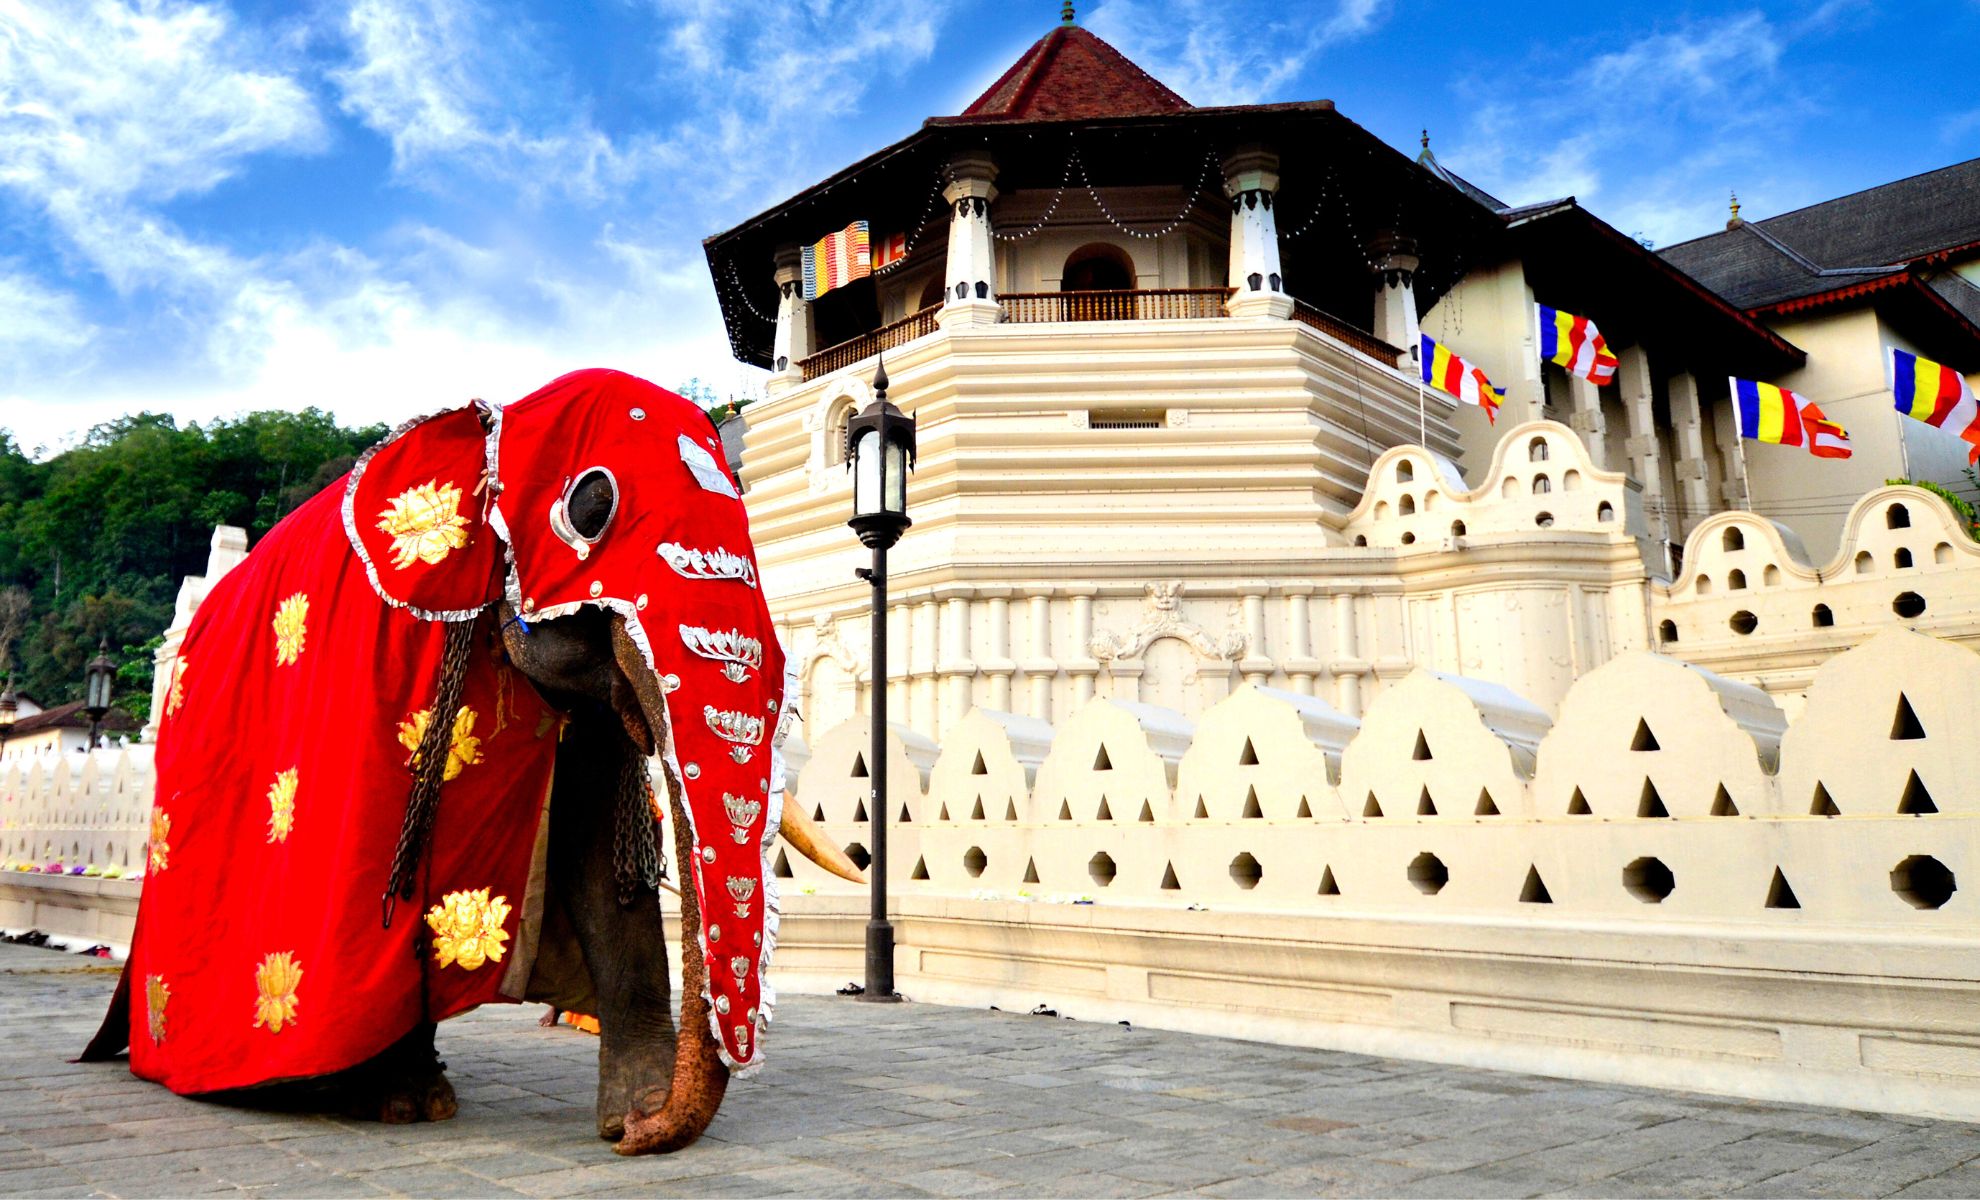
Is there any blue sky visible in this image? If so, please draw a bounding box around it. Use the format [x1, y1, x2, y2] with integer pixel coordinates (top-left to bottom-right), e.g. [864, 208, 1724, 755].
[3, 0, 1976, 452]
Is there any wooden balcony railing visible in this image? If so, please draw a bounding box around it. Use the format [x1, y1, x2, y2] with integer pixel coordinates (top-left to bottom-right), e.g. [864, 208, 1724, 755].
[800, 304, 942, 381]
[999, 288, 1233, 324]
[1290, 299, 1404, 364]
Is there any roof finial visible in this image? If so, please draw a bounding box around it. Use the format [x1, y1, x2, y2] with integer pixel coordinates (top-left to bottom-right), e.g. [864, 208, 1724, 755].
[1421, 129, 1430, 149]
[1061, 0, 1075, 24]
[1727, 189, 1743, 230]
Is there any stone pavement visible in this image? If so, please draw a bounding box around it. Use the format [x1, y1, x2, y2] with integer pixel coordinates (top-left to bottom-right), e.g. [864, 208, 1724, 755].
[2, 942, 1977, 1199]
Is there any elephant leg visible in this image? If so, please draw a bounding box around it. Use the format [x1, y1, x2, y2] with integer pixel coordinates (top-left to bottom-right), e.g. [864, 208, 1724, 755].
[344, 1022, 455, 1124]
[549, 724, 678, 1141]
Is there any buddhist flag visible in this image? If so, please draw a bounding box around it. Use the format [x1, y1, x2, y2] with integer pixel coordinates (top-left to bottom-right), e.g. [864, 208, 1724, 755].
[1537, 304, 1619, 385]
[801, 221, 871, 300]
[1421, 335, 1504, 424]
[1731, 377, 1851, 459]
[1890, 348, 1980, 462]
[870, 231, 907, 272]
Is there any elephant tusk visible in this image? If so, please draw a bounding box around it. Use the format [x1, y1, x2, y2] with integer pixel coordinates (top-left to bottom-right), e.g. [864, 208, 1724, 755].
[779, 802, 867, 884]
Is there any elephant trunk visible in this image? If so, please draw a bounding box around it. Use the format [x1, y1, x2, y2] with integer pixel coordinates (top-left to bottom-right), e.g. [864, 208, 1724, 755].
[615, 785, 729, 1155]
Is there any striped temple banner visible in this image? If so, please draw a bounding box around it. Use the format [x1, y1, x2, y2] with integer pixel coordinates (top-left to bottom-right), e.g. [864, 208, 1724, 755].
[801, 221, 871, 301]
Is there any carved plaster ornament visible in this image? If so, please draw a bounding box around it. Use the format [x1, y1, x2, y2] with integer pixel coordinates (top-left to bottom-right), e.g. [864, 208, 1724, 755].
[1090, 581, 1249, 662]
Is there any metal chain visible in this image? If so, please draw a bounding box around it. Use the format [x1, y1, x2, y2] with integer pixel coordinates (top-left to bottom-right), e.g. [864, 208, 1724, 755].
[382, 611, 483, 927]
[614, 751, 664, 908]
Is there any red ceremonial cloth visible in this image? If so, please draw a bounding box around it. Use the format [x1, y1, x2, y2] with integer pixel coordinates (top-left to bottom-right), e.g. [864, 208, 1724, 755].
[125, 370, 784, 1093]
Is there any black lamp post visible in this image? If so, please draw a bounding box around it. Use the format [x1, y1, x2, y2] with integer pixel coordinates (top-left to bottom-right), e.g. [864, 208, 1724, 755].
[0, 676, 17, 755]
[83, 636, 115, 749]
[845, 354, 916, 1003]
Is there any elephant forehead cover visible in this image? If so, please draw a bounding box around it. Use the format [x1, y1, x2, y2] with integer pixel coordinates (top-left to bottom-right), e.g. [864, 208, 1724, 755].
[130, 475, 557, 1095]
[496, 369, 785, 1071]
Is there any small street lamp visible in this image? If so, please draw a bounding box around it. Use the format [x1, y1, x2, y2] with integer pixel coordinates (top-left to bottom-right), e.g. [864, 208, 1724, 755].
[83, 636, 115, 750]
[845, 354, 916, 1003]
[0, 676, 17, 755]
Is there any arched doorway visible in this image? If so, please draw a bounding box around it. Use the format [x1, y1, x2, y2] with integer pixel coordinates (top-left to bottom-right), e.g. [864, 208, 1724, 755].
[1060, 243, 1136, 320]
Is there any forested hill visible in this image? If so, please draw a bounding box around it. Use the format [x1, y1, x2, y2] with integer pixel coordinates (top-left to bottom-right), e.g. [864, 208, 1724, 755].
[0, 410, 387, 720]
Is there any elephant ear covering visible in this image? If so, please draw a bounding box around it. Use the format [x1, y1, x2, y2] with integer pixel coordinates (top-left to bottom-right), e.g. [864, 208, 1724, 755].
[121, 402, 559, 1096]
[490, 369, 785, 1073]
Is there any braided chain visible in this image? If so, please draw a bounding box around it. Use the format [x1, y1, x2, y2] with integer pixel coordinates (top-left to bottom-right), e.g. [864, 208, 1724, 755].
[382, 612, 484, 927]
[614, 751, 664, 907]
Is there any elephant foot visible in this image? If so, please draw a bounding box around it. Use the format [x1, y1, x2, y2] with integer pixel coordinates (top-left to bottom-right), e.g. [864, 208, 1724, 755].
[354, 1068, 456, 1125]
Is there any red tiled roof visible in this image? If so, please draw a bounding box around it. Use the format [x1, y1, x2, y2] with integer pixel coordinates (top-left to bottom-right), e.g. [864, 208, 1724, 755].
[955, 25, 1190, 122]
[6, 699, 139, 736]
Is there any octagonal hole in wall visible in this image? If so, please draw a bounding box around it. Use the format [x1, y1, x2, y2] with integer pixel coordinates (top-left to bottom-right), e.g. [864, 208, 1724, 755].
[845, 842, 871, 872]
[1891, 855, 1955, 909]
[1729, 610, 1758, 635]
[1401, 531, 1416, 545]
[1894, 591, 1926, 618]
[1229, 853, 1262, 889]
[1623, 856, 1674, 903]
[1896, 547, 1914, 570]
[1536, 511, 1555, 528]
[963, 846, 986, 878]
[1407, 852, 1448, 895]
[1812, 604, 1833, 628]
[1088, 852, 1117, 888]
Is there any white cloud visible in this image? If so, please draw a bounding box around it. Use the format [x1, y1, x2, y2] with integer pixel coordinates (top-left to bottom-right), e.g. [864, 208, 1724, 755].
[1085, 0, 1388, 106]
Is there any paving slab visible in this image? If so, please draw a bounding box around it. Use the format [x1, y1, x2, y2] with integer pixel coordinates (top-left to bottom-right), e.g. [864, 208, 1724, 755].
[2, 940, 1977, 1198]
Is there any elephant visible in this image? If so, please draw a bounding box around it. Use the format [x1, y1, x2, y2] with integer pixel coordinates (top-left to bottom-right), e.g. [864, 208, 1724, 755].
[83, 368, 861, 1154]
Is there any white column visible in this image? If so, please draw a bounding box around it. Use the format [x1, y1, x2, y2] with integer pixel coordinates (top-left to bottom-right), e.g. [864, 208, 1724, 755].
[1669, 372, 1713, 539]
[769, 245, 811, 395]
[1331, 592, 1365, 719]
[938, 150, 1000, 330]
[910, 598, 938, 734]
[1022, 590, 1054, 722]
[1367, 232, 1421, 373]
[1223, 145, 1292, 320]
[1238, 588, 1271, 687]
[1068, 590, 1098, 709]
[938, 591, 974, 735]
[982, 591, 1014, 713]
[1618, 345, 1667, 545]
[1284, 587, 1317, 696]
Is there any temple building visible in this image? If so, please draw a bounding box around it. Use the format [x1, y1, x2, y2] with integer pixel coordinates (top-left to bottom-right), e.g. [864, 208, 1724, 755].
[703, 10, 1980, 743]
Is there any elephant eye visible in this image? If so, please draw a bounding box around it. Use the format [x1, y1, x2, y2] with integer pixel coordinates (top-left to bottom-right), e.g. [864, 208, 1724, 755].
[553, 467, 619, 553]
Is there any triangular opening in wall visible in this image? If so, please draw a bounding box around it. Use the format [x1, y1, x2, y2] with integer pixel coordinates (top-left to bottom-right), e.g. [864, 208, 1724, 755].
[1519, 866, 1552, 904]
[899, 804, 912, 823]
[1242, 787, 1263, 819]
[1630, 719, 1661, 752]
[1898, 770, 1939, 815]
[1022, 857, 1040, 884]
[1094, 745, 1114, 771]
[1004, 799, 1019, 821]
[1412, 731, 1433, 761]
[1416, 787, 1437, 816]
[1568, 788, 1591, 815]
[853, 798, 868, 823]
[1239, 738, 1259, 766]
[1475, 789, 1500, 817]
[812, 803, 826, 823]
[1296, 795, 1312, 819]
[1194, 795, 1210, 819]
[1765, 867, 1800, 910]
[1139, 800, 1156, 823]
[1160, 862, 1181, 890]
[1096, 796, 1113, 821]
[971, 751, 988, 775]
[773, 849, 793, 878]
[938, 802, 951, 821]
[1637, 780, 1669, 819]
[1710, 786, 1739, 817]
[851, 753, 868, 778]
[1891, 694, 1926, 741]
[1057, 799, 1073, 821]
[1318, 866, 1340, 896]
[1811, 783, 1840, 817]
[1363, 793, 1384, 818]
[970, 796, 986, 820]
[910, 856, 929, 881]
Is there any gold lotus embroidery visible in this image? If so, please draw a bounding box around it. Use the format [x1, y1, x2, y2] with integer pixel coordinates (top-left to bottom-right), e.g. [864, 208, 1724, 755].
[376, 480, 471, 570]
[266, 767, 298, 844]
[425, 888, 511, 971]
[273, 593, 308, 666]
[148, 808, 169, 873]
[397, 706, 484, 782]
[145, 974, 169, 1044]
[166, 657, 188, 716]
[253, 952, 301, 1033]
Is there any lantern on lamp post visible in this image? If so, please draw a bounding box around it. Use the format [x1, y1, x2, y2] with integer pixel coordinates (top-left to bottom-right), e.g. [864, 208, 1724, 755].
[845, 354, 916, 1002]
[83, 636, 115, 750]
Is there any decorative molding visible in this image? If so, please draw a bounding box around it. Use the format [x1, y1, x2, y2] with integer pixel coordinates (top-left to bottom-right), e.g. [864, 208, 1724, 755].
[1091, 582, 1247, 662]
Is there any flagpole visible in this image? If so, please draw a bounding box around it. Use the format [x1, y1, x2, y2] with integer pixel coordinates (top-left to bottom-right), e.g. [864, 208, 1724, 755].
[1416, 377, 1427, 447]
[1734, 429, 1754, 513]
[1895, 408, 1913, 482]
